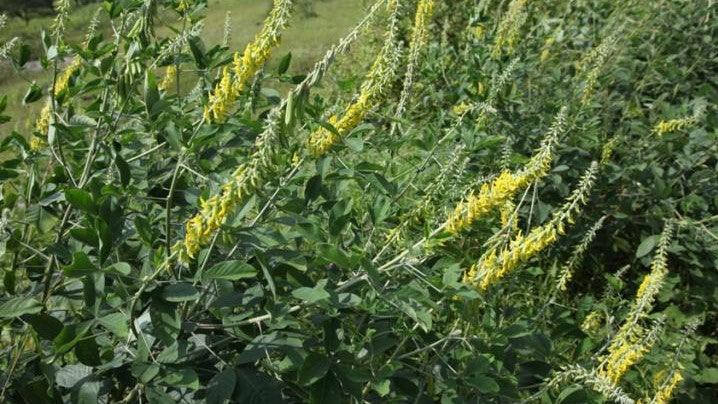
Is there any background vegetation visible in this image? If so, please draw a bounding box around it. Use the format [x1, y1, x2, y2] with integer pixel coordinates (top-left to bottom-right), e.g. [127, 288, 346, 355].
[0, 0, 716, 403]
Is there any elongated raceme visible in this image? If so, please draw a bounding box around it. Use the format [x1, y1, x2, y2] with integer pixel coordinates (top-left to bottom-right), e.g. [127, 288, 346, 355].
[393, 0, 435, 120]
[499, 199, 519, 235]
[556, 215, 607, 291]
[305, 2, 401, 156]
[181, 0, 389, 260]
[445, 107, 567, 235]
[476, 57, 519, 128]
[577, 31, 620, 105]
[491, 0, 529, 59]
[34, 58, 83, 140]
[159, 65, 178, 92]
[599, 221, 675, 384]
[466, 161, 599, 290]
[650, 368, 683, 404]
[548, 365, 635, 404]
[183, 109, 283, 259]
[204, 0, 293, 123]
[653, 99, 706, 136]
[600, 317, 664, 384]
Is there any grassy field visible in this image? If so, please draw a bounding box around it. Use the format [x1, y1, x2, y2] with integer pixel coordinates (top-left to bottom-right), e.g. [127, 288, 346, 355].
[0, 0, 367, 132]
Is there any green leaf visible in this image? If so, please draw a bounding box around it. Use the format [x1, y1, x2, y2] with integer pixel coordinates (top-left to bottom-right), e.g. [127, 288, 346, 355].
[162, 283, 199, 302]
[206, 369, 237, 404]
[373, 379, 391, 397]
[277, 52, 292, 74]
[297, 352, 331, 386]
[104, 262, 131, 276]
[188, 36, 208, 69]
[203, 261, 257, 281]
[694, 367, 718, 384]
[473, 375, 500, 394]
[64, 188, 95, 214]
[26, 313, 63, 340]
[0, 297, 42, 318]
[56, 364, 93, 388]
[316, 243, 352, 268]
[63, 252, 99, 277]
[557, 384, 587, 404]
[23, 82, 43, 104]
[236, 370, 283, 404]
[636, 235, 659, 258]
[292, 280, 331, 304]
[144, 71, 161, 118]
[0, 168, 19, 180]
[98, 312, 129, 339]
[238, 332, 303, 364]
[159, 368, 199, 389]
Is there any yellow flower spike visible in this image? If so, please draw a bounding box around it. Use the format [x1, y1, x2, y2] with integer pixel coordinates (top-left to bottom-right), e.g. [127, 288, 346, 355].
[35, 101, 52, 136]
[305, 2, 401, 157]
[159, 65, 178, 92]
[492, 0, 529, 59]
[599, 222, 675, 384]
[452, 102, 471, 116]
[467, 162, 599, 290]
[653, 117, 695, 137]
[204, 0, 292, 123]
[55, 58, 82, 96]
[651, 369, 683, 404]
[445, 108, 567, 236]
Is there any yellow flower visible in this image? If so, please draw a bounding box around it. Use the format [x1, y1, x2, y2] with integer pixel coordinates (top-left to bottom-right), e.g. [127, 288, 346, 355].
[652, 369, 683, 404]
[305, 11, 400, 157]
[55, 58, 82, 96]
[599, 222, 674, 384]
[445, 140, 554, 235]
[35, 101, 52, 136]
[601, 333, 650, 383]
[601, 137, 618, 164]
[492, 0, 529, 59]
[176, 0, 190, 13]
[30, 136, 47, 151]
[581, 311, 603, 335]
[473, 24, 486, 40]
[466, 161, 598, 290]
[477, 81, 486, 96]
[159, 65, 177, 92]
[411, 0, 435, 49]
[205, 67, 236, 123]
[500, 199, 518, 234]
[452, 102, 471, 116]
[653, 117, 695, 136]
[184, 165, 250, 258]
[205, 0, 292, 123]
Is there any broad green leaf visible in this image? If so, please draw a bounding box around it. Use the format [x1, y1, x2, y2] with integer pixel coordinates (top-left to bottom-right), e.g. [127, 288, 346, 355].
[473, 375, 500, 394]
[203, 261, 257, 281]
[277, 52, 292, 74]
[0, 297, 42, 318]
[23, 82, 43, 104]
[104, 262, 131, 276]
[98, 312, 129, 339]
[64, 188, 95, 214]
[162, 282, 199, 302]
[206, 369, 237, 404]
[636, 235, 660, 258]
[63, 252, 99, 277]
[292, 280, 330, 304]
[26, 313, 63, 340]
[297, 352, 331, 386]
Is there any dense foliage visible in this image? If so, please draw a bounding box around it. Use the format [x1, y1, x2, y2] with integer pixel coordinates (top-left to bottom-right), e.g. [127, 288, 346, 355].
[0, 0, 716, 402]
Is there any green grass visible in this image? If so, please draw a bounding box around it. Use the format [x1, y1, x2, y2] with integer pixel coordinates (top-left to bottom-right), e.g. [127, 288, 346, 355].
[0, 0, 367, 133]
